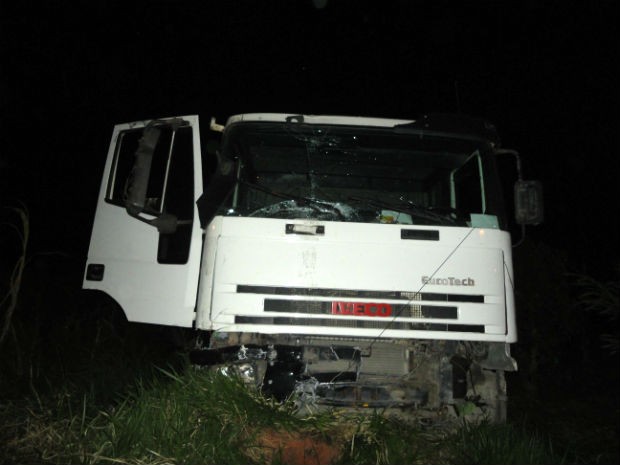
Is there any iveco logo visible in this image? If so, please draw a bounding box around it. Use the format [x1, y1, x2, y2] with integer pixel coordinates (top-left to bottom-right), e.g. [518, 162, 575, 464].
[422, 276, 475, 286]
[331, 302, 393, 317]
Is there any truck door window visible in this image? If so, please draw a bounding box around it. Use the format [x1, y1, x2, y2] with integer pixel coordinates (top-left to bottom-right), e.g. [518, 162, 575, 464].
[106, 127, 174, 214]
[105, 124, 194, 264]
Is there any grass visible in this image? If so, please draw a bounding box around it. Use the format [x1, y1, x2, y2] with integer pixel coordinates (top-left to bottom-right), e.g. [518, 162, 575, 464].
[1, 362, 573, 465]
[446, 421, 565, 465]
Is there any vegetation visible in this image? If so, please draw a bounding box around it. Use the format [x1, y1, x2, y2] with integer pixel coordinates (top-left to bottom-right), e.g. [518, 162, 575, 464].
[1, 364, 568, 465]
[571, 267, 620, 355]
[0, 204, 28, 346]
[1, 206, 617, 464]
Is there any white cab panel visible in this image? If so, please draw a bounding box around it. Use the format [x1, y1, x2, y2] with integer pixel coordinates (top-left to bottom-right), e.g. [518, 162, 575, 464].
[84, 116, 203, 327]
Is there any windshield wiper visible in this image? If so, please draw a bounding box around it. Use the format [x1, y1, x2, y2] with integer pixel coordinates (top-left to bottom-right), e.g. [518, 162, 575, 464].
[348, 196, 457, 225]
[239, 180, 345, 220]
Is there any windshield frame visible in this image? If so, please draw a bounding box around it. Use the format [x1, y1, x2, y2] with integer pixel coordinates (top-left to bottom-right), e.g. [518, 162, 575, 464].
[217, 121, 508, 229]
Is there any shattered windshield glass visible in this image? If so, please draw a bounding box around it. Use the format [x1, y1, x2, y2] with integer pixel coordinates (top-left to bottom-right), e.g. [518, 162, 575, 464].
[215, 121, 503, 227]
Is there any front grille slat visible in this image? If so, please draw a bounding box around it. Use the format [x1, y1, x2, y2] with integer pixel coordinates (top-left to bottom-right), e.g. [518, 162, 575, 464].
[235, 316, 484, 333]
[237, 285, 484, 303]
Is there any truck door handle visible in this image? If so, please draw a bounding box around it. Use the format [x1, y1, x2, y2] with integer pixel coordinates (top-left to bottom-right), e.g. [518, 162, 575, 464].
[286, 224, 325, 235]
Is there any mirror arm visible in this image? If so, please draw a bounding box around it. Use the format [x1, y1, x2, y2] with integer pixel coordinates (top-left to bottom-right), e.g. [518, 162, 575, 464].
[495, 148, 523, 180]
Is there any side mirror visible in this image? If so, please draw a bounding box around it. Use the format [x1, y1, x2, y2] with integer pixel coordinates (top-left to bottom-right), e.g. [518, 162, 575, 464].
[125, 126, 160, 216]
[514, 180, 543, 225]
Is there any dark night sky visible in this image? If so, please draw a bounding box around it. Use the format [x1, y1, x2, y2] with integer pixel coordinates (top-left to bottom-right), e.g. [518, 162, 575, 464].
[1, 1, 617, 276]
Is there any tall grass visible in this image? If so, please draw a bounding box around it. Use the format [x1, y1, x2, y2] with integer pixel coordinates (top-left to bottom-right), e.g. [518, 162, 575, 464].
[2, 363, 574, 465]
[571, 268, 620, 355]
[91, 368, 315, 465]
[447, 421, 565, 465]
[0, 204, 29, 346]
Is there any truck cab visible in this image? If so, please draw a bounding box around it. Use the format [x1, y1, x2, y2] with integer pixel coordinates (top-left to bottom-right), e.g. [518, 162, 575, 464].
[84, 113, 542, 421]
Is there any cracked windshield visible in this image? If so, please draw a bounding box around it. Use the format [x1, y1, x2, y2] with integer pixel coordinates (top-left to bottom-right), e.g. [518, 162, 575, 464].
[218, 122, 497, 227]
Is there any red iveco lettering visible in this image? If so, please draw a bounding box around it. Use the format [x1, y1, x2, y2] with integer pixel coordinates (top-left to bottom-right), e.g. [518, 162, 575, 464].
[331, 301, 392, 317]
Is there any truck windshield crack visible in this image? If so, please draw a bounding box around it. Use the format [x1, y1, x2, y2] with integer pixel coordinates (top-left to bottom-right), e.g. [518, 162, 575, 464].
[348, 196, 460, 226]
[236, 181, 356, 221]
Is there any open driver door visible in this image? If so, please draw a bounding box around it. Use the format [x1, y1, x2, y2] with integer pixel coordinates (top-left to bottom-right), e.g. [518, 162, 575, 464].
[84, 115, 203, 327]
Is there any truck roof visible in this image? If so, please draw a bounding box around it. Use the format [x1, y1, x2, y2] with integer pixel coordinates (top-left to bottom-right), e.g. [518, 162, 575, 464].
[226, 113, 413, 128]
[224, 113, 500, 145]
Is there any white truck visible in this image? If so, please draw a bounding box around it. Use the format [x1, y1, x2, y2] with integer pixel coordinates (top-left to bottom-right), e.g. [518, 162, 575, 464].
[83, 113, 542, 422]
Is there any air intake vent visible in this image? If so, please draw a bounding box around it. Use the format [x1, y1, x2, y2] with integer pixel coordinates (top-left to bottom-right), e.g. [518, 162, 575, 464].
[401, 229, 439, 241]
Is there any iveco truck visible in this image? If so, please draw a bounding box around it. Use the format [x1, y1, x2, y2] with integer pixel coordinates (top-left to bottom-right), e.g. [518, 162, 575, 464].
[83, 113, 542, 422]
